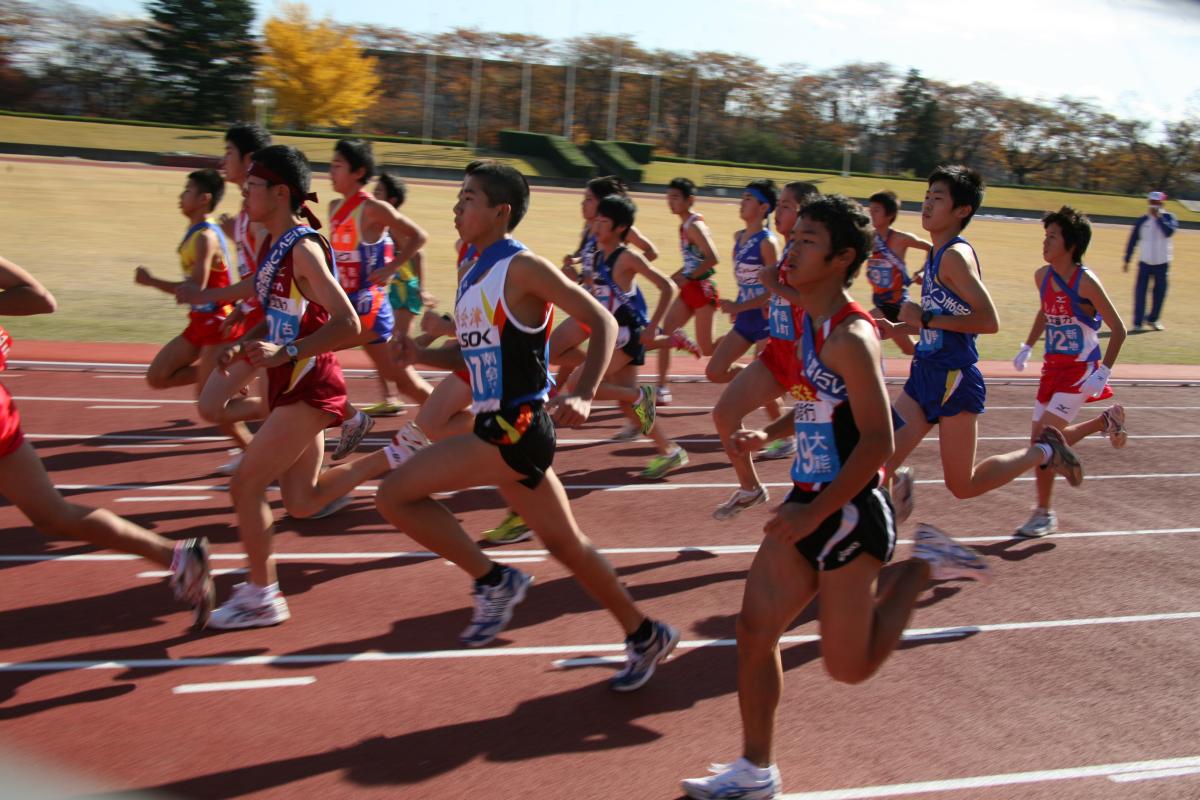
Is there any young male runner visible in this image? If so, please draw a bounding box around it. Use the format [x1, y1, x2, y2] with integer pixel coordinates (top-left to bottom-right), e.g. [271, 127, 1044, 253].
[711, 181, 817, 521]
[0, 254, 213, 626]
[874, 166, 1084, 527]
[376, 160, 679, 690]
[1011, 206, 1127, 536]
[206, 145, 363, 628]
[865, 189, 931, 355]
[655, 177, 721, 404]
[326, 139, 428, 458]
[681, 196, 982, 799]
[134, 169, 251, 453]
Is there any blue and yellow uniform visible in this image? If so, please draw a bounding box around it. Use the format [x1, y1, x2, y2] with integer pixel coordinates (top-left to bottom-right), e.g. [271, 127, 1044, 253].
[179, 218, 233, 347]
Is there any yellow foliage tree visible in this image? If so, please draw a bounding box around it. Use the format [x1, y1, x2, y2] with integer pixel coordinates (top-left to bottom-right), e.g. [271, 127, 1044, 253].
[259, 3, 380, 130]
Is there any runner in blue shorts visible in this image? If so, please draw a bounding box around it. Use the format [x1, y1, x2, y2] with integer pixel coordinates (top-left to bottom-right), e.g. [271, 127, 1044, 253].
[874, 166, 1086, 522]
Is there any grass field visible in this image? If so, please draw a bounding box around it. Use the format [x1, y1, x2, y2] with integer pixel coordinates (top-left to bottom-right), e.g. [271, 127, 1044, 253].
[0, 157, 1196, 364]
[641, 161, 1200, 224]
[0, 115, 549, 176]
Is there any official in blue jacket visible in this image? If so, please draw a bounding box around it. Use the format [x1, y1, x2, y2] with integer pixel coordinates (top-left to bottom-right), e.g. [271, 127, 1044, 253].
[1123, 191, 1178, 331]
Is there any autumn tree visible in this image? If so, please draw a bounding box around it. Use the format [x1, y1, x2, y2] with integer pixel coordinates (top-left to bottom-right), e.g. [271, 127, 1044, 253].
[260, 3, 381, 130]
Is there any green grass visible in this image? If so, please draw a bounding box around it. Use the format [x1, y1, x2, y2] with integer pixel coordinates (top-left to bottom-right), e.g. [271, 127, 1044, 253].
[641, 161, 1200, 224]
[0, 115, 546, 176]
[1, 158, 1196, 366]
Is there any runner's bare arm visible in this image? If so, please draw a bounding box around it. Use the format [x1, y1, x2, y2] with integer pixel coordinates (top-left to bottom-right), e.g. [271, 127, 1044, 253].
[899, 245, 998, 335]
[0, 255, 56, 316]
[628, 225, 659, 262]
[898, 230, 933, 252]
[624, 251, 675, 335]
[687, 219, 720, 274]
[759, 264, 804, 307]
[371, 201, 428, 281]
[177, 275, 256, 306]
[1079, 271, 1127, 369]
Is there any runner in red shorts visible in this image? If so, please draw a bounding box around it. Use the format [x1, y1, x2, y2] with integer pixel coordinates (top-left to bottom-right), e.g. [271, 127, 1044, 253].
[203, 145, 364, 629]
[1011, 206, 1128, 537]
[134, 168, 252, 453]
[0, 254, 213, 627]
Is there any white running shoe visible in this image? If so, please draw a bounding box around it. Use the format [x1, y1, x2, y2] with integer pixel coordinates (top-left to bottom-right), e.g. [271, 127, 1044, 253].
[656, 385, 673, 405]
[760, 437, 796, 461]
[712, 486, 769, 521]
[913, 523, 993, 585]
[216, 450, 243, 476]
[383, 421, 432, 469]
[1016, 508, 1057, 538]
[892, 466, 915, 524]
[609, 424, 640, 442]
[1100, 404, 1127, 449]
[682, 757, 781, 799]
[208, 582, 291, 629]
[169, 537, 214, 629]
[332, 410, 374, 461]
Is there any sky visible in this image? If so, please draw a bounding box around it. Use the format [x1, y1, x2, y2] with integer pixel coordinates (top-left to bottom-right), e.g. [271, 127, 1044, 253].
[84, 0, 1200, 128]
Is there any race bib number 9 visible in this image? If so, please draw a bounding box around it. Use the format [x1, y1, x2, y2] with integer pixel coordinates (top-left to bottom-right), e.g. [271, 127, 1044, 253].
[867, 265, 891, 289]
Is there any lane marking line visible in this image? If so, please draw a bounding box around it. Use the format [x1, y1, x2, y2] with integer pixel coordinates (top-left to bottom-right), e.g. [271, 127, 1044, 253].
[5, 527, 1199, 564]
[85, 405, 160, 410]
[138, 568, 245, 578]
[97, 444, 182, 449]
[172, 677, 316, 694]
[114, 496, 212, 502]
[14, 395, 194, 404]
[775, 755, 1200, 799]
[3, 610, 1199, 673]
[1108, 766, 1200, 783]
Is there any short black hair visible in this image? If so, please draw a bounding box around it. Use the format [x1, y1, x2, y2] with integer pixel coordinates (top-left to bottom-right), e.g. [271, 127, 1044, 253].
[928, 165, 985, 229]
[252, 145, 312, 213]
[868, 189, 899, 221]
[595, 194, 636, 240]
[587, 175, 628, 198]
[377, 171, 407, 207]
[800, 194, 872, 287]
[465, 160, 530, 231]
[1042, 205, 1092, 263]
[784, 181, 819, 209]
[668, 177, 695, 198]
[224, 122, 271, 158]
[188, 168, 225, 212]
[745, 178, 778, 214]
[335, 139, 375, 184]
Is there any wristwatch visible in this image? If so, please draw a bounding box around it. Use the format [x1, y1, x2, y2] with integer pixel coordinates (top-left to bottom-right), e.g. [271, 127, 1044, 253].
[920, 310, 935, 329]
[285, 343, 300, 365]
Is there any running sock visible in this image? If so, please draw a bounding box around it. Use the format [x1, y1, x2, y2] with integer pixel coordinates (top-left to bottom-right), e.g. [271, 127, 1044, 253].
[1035, 443, 1053, 465]
[629, 617, 654, 645]
[476, 562, 505, 588]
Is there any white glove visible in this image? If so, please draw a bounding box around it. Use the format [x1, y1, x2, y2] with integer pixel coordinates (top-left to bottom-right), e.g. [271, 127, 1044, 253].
[1079, 364, 1111, 398]
[1013, 343, 1033, 371]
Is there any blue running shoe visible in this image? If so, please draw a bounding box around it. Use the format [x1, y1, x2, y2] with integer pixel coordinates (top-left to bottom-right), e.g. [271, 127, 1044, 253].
[460, 566, 533, 647]
[610, 620, 680, 692]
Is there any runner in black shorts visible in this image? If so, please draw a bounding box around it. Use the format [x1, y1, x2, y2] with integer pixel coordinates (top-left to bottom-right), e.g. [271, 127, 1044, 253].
[376, 161, 679, 692]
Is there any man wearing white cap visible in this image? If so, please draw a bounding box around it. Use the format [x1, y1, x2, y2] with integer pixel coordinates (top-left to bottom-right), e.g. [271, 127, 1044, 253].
[1123, 191, 1178, 331]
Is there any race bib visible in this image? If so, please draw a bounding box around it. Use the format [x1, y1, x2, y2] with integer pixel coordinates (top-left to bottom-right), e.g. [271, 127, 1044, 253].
[791, 400, 840, 484]
[769, 298, 795, 340]
[1046, 321, 1083, 356]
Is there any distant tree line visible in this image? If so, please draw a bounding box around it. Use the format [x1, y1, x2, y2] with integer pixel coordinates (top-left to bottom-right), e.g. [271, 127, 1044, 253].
[1, 0, 1196, 195]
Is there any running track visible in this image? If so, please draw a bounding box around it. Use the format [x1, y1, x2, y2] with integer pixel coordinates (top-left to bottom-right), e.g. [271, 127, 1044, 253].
[1, 363, 1198, 799]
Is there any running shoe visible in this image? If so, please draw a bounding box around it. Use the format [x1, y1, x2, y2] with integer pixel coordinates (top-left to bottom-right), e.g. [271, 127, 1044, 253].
[610, 620, 680, 692]
[912, 523, 992, 584]
[642, 446, 688, 479]
[761, 437, 796, 461]
[1100, 403, 1127, 449]
[483, 511, 534, 544]
[656, 385, 673, 405]
[669, 328, 702, 359]
[361, 400, 405, 417]
[332, 410, 375, 461]
[215, 450, 243, 477]
[460, 566, 533, 647]
[170, 537, 214, 629]
[609, 424, 640, 442]
[633, 384, 657, 435]
[1016, 508, 1057, 538]
[892, 466, 915, 524]
[1150, 321, 1165, 331]
[309, 495, 353, 520]
[208, 582, 291, 629]
[712, 486, 769, 521]
[681, 757, 782, 799]
[1037, 425, 1083, 486]
[384, 421, 431, 469]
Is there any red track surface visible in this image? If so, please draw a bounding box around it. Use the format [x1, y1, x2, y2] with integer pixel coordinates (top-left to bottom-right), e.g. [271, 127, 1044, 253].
[1, 363, 1199, 799]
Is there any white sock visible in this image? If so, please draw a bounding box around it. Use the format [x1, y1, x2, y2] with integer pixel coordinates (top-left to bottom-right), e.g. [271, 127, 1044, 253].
[1035, 443, 1053, 465]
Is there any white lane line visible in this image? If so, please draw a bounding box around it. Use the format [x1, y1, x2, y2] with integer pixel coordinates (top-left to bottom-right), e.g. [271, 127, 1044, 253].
[138, 568, 245, 578]
[3, 610, 1199, 673]
[95, 374, 145, 379]
[97, 444, 182, 449]
[444, 557, 546, 565]
[777, 756, 1200, 799]
[24, 433, 228, 443]
[86, 405, 161, 410]
[114, 496, 212, 502]
[14, 395, 194, 404]
[172, 677, 315, 694]
[1108, 766, 1200, 783]
[5, 527, 1199, 564]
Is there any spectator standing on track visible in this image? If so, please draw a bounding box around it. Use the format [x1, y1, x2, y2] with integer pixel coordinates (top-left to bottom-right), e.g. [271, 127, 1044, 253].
[375, 160, 680, 691]
[1123, 191, 1178, 332]
[0, 254, 214, 626]
[1011, 207, 1128, 537]
[680, 196, 973, 799]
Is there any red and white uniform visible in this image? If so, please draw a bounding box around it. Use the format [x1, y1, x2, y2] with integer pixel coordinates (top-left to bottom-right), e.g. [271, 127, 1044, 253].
[1035, 264, 1111, 422]
[0, 326, 24, 458]
[758, 243, 801, 389]
[233, 208, 265, 331]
